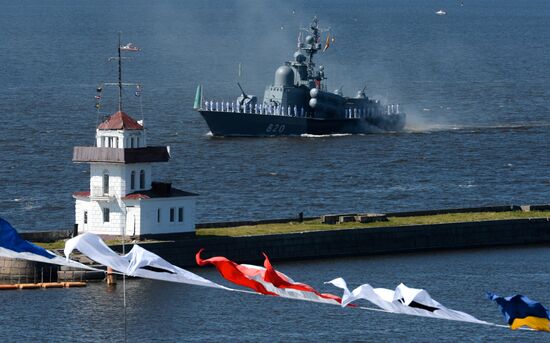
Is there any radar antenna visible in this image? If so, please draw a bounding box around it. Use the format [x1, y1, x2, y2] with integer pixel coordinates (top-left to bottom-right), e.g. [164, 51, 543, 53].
[298, 17, 330, 83]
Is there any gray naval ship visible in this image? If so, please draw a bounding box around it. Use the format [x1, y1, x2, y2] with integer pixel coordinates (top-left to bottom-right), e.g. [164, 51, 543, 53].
[195, 17, 406, 137]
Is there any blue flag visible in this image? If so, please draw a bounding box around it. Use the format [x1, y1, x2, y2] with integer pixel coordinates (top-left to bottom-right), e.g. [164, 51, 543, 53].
[0, 217, 55, 259]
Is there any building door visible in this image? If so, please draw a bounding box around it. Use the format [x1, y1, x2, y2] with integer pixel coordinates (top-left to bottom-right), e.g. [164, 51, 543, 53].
[125, 207, 138, 237]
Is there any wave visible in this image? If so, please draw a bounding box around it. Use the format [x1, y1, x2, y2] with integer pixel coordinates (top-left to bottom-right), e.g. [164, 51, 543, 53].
[405, 122, 550, 134]
[300, 133, 353, 138]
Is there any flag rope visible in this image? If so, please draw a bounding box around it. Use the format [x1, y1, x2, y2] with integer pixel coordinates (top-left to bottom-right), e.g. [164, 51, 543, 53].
[0, 220, 540, 334]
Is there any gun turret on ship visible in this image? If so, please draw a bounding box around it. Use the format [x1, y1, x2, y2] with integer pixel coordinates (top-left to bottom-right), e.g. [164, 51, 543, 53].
[195, 17, 406, 136]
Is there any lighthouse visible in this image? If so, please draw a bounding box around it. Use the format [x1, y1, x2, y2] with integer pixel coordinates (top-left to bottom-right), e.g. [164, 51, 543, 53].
[72, 38, 196, 237]
[72, 111, 197, 237]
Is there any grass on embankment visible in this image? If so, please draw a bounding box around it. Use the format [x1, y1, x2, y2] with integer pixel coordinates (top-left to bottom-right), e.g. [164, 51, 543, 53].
[36, 238, 128, 251]
[34, 211, 550, 248]
[195, 211, 550, 237]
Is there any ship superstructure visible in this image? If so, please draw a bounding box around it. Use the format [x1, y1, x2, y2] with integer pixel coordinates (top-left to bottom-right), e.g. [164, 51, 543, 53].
[195, 17, 405, 136]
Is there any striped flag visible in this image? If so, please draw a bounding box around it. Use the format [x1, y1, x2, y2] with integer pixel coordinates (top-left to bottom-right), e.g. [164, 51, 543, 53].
[196, 249, 343, 304]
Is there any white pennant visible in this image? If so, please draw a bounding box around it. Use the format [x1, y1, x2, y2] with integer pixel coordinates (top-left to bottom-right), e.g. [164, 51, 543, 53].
[64, 232, 228, 289]
[326, 277, 489, 324]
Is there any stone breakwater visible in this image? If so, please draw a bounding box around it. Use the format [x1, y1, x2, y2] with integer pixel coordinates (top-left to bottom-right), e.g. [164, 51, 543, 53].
[6, 205, 550, 276]
[120, 217, 550, 268]
[0, 257, 58, 284]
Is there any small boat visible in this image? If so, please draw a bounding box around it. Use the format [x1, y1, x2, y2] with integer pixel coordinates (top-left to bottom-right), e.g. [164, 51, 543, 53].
[435, 9, 447, 16]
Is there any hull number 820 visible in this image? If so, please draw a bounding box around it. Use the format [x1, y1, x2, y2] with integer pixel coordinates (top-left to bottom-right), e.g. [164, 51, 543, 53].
[266, 123, 285, 134]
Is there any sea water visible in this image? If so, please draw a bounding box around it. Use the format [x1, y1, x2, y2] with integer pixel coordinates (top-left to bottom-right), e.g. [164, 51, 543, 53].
[0, 0, 549, 341]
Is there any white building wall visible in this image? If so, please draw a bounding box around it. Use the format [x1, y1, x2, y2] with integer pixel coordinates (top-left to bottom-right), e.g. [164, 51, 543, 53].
[124, 164, 152, 195]
[75, 198, 88, 233]
[90, 163, 126, 198]
[138, 197, 196, 235]
[123, 201, 141, 237]
[75, 197, 128, 235]
[89, 163, 151, 198]
[76, 196, 195, 236]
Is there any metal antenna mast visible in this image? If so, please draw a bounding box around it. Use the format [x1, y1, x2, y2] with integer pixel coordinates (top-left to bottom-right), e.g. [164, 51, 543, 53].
[118, 32, 123, 112]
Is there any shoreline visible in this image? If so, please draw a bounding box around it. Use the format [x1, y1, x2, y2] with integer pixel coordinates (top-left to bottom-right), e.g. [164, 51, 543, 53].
[20, 204, 550, 269]
[118, 217, 550, 268]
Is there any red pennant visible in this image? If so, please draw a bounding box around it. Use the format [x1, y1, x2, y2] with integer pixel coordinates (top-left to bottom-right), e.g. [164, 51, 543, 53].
[196, 249, 277, 296]
[262, 252, 343, 304]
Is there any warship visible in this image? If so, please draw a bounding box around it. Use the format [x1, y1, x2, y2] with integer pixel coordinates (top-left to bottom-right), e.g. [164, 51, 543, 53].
[194, 17, 406, 137]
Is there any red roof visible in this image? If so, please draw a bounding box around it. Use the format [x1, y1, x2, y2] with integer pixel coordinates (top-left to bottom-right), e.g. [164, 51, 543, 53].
[97, 111, 143, 130]
[122, 186, 198, 200]
[123, 193, 151, 200]
[73, 191, 90, 197]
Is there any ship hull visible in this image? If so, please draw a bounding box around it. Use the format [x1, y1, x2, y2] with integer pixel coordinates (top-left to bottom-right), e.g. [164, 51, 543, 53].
[199, 111, 406, 137]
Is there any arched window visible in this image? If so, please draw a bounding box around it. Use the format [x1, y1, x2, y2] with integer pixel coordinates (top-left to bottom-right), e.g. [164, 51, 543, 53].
[130, 171, 135, 190]
[103, 172, 109, 194]
[139, 170, 145, 189]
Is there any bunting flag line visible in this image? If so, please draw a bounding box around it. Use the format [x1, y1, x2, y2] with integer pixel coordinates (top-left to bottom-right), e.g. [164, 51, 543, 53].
[327, 277, 489, 325]
[0, 217, 97, 270]
[197, 249, 343, 305]
[488, 293, 550, 332]
[2, 217, 547, 334]
[64, 232, 227, 289]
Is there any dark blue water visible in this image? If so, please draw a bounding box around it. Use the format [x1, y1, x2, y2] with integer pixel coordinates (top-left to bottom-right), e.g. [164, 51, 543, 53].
[0, 0, 548, 231]
[0, 1, 549, 341]
[2, 246, 550, 342]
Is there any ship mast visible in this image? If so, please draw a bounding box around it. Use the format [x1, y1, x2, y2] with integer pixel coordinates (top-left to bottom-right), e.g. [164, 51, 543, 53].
[307, 17, 320, 65]
[299, 17, 329, 83]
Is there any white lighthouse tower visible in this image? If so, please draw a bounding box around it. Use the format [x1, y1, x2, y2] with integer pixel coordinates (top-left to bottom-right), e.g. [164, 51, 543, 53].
[72, 39, 197, 237]
[72, 111, 197, 237]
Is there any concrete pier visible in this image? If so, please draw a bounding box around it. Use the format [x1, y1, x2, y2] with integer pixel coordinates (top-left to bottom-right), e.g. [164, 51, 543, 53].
[117, 217, 550, 268]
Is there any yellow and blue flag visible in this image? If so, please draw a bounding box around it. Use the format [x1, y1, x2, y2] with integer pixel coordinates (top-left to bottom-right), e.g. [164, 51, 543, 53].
[488, 292, 550, 332]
